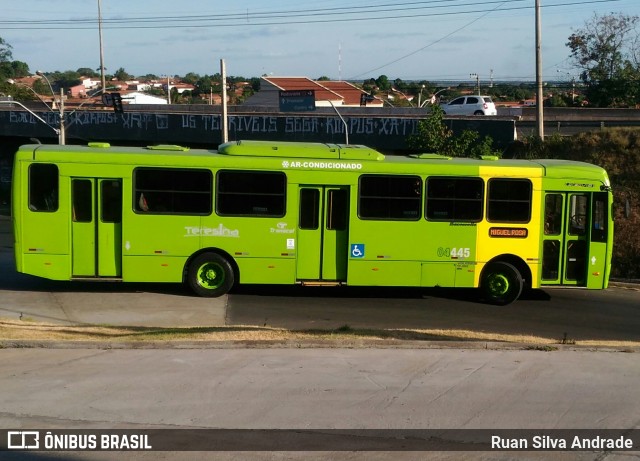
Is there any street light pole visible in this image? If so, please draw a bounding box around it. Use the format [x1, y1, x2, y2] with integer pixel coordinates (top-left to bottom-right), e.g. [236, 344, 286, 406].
[36, 71, 65, 145]
[470, 73, 480, 95]
[58, 88, 65, 145]
[0, 100, 61, 138]
[420, 87, 450, 108]
[535, 0, 545, 139]
[3, 84, 118, 143]
[557, 70, 577, 106]
[7, 79, 54, 111]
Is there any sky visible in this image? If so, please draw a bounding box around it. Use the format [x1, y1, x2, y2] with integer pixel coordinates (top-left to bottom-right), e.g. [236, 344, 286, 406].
[2, 0, 640, 84]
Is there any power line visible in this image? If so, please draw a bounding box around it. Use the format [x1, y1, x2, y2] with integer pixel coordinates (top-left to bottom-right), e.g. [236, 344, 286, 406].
[0, 0, 621, 29]
[349, 0, 508, 78]
[1, 0, 524, 24]
[348, 0, 619, 79]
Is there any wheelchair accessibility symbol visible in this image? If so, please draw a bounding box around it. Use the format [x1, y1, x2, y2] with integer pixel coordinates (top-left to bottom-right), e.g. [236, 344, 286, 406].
[350, 244, 365, 258]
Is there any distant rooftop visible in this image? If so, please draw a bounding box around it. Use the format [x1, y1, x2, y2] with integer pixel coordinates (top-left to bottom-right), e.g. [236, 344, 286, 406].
[242, 76, 383, 108]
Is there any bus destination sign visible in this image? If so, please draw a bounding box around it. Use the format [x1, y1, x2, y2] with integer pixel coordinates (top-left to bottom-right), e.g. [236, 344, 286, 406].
[489, 227, 528, 238]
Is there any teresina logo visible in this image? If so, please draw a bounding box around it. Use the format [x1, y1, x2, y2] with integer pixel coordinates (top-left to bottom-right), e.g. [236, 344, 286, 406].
[184, 225, 239, 238]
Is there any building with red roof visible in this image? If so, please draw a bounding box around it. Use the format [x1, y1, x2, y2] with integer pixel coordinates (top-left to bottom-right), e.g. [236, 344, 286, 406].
[243, 76, 383, 108]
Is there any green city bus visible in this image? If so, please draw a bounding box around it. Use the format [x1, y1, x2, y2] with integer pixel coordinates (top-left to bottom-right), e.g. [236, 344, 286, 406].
[12, 140, 614, 305]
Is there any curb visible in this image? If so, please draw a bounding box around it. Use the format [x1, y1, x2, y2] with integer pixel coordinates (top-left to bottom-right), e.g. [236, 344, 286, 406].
[610, 280, 640, 291]
[1, 339, 638, 352]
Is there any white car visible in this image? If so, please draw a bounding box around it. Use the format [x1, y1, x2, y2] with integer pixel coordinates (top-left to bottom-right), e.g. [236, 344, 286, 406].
[440, 95, 497, 116]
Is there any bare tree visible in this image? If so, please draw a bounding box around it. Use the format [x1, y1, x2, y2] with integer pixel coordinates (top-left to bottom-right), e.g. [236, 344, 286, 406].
[567, 13, 640, 106]
[567, 13, 639, 82]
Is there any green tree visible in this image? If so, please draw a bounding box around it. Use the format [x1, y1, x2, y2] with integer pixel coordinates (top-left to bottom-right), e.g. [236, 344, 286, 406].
[113, 67, 132, 81]
[47, 71, 81, 90]
[407, 105, 451, 153]
[0, 37, 21, 82]
[249, 77, 261, 92]
[76, 67, 99, 78]
[408, 105, 500, 158]
[567, 12, 640, 106]
[375, 75, 391, 91]
[0, 60, 30, 80]
[0, 37, 12, 63]
[182, 72, 200, 84]
[139, 73, 159, 81]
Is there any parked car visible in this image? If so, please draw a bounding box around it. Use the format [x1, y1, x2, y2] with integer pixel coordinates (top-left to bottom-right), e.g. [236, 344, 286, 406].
[440, 95, 497, 116]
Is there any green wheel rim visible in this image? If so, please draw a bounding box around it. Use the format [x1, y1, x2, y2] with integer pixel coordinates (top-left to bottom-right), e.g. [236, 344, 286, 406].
[486, 273, 510, 297]
[196, 262, 225, 290]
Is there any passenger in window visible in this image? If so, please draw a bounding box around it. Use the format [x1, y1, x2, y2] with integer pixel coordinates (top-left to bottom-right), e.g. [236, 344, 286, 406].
[413, 179, 422, 197]
[138, 193, 149, 212]
[545, 212, 559, 234]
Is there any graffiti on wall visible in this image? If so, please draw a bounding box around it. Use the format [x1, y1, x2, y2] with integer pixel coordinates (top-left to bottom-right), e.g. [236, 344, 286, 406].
[0, 108, 514, 148]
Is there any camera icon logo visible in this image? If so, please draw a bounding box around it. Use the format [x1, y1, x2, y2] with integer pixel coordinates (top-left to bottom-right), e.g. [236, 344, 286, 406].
[7, 431, 40, 449]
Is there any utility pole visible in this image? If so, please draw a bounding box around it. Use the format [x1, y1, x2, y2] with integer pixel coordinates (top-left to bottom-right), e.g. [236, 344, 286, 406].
[221, 59, 228, 143]
[58, 88, 65, 145]
[535, 0, 544, 139]
[98, 0, 106, 91]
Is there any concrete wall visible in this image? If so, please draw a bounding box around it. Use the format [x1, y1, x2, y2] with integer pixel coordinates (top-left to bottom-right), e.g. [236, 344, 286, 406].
[0, 106, 516, 153]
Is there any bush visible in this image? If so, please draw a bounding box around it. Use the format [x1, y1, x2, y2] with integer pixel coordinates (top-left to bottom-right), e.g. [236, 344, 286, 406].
[408, 106, 500, 158]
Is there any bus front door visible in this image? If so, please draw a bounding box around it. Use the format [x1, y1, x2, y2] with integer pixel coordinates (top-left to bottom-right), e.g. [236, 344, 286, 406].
[541, 192, 609, 288]
[71, 178, 122, 278]
[296, 186, 349, 282]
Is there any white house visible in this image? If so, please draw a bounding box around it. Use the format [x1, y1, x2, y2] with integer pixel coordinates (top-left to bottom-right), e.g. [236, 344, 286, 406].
[121, 92, 167, 105]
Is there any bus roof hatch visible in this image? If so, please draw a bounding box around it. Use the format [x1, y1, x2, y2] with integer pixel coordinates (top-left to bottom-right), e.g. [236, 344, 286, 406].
[218, 140, 384, 161]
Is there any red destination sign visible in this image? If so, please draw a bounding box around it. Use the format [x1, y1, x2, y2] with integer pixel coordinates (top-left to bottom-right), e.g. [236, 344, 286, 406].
[489, 227, 528, 238]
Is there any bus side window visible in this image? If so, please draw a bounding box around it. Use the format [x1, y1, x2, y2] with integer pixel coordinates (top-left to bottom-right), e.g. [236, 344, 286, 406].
[568, 195, 588, 236]
[487, 178, 532, 223]
[29, 164, 59, 212]
[591, 193, 608, 242]
[544, 194, 562, 235]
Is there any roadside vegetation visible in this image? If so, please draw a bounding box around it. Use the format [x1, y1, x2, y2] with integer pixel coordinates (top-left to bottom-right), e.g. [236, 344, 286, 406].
[407, 105, 500, 157]
[2, 319, 638, 347]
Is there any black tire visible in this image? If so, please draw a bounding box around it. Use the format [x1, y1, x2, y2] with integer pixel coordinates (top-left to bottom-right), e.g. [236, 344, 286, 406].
[480, 261, 523, 305]
[186, 252, 235, 297]
[474, 110, 484, 115]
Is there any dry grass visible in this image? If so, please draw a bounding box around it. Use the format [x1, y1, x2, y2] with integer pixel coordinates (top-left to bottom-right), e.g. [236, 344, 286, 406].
[2, 318, 638, 348]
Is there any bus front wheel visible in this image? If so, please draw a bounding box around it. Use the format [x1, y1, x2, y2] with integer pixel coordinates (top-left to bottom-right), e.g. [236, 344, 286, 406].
[187, 253, 235, 297]
[480, 261, 523, 305]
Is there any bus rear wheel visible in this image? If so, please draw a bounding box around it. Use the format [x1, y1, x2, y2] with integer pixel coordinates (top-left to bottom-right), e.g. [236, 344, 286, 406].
[187, 253, 235, 297]
[481, 261, 523, 305]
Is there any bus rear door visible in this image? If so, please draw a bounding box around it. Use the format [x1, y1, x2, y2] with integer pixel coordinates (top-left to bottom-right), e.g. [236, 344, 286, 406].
[541, 192, 609, 288]
[296, 186, 349, 282]
[71, 178, 122, 278]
